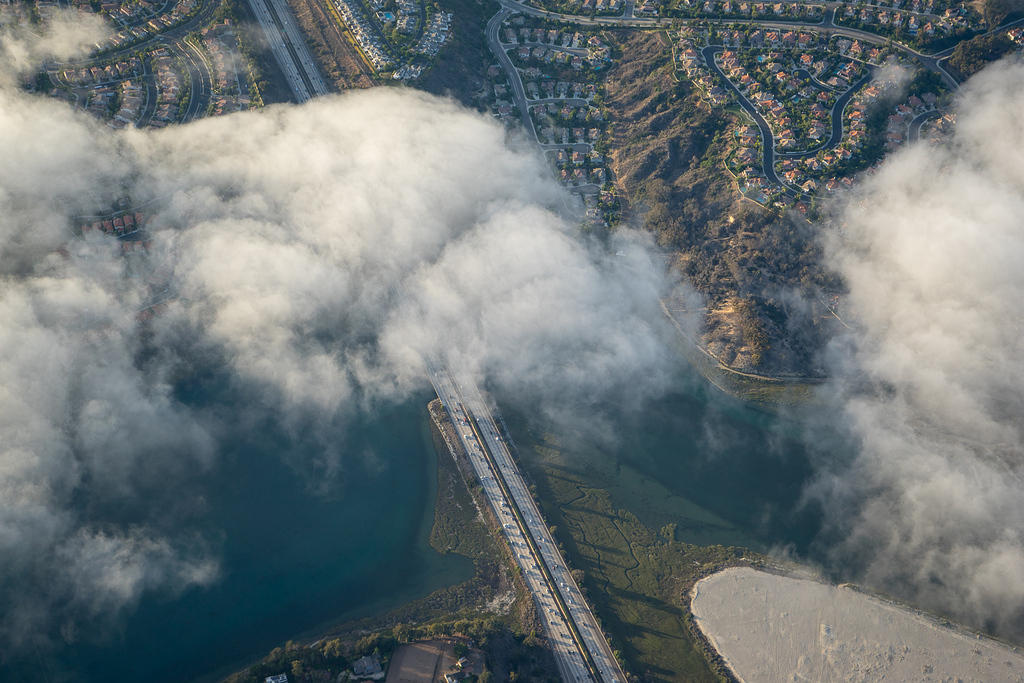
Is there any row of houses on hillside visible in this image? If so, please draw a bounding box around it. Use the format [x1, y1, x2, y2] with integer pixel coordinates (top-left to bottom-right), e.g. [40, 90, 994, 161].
[335, 0, 393, 70]
[80, 211, 147, 237]
[413, 11, 452, 56]
[57, 58, 143, 86]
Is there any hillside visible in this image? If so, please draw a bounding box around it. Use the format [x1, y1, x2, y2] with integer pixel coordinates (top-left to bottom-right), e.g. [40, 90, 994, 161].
[602, 30, 836, 378]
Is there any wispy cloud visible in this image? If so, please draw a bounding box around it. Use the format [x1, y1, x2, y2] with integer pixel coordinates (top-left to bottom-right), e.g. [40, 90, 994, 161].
[811, 56, 1024, 636]
[0, 25, 680, 654]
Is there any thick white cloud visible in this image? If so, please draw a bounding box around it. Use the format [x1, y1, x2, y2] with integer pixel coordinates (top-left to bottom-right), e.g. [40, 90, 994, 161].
[0, 10, 107, 85]
[0, 23, 679, 653]
[813, 56, 1024, 635]
[133, 91, 675, 421]
[0, 250, 219, 649]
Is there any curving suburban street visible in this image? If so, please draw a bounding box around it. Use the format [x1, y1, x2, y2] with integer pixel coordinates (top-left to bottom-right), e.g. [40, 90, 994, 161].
[493, 0, 1024, 90]
[487, 6, 539, 140]
[699, 44, 871, 194]
[908, 108, 941, 142]
[701, 44, 785, 189]
[484, 0, 1024, 205]
[169, 38, 213, 121]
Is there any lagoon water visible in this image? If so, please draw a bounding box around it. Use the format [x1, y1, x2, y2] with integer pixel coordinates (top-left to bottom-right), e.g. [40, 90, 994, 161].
[607, 378, 823, 551]
[19, 393, 472, 683]
[505, 368, 824, 555]
[15, 367, 825, 683]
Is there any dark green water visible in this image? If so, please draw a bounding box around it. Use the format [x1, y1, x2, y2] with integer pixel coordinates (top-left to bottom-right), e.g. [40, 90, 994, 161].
[25, 393, 472, 683]
[504, 366, 825, 555]
[13, 364, 826, 683]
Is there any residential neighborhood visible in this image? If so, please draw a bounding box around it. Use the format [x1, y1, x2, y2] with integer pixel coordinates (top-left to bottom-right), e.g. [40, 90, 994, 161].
[485, 16, 619, 225]
[78, 0, 201, 54]
[521, 0, 983, 51]
[669, 19, 965, 205]
[833, 0, 984, 48]
[335, 0, 395, 70]
[10, 0, 1020, 230]
[332, 0, 454, 79]
[42, 18, 257, 128]
[9, 0, 261, 126]
[477, 0, 1010, 221]
[6, 0, 1024, 679]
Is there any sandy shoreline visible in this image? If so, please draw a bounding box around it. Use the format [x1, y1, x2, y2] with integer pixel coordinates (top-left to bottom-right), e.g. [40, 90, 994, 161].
[690, 567, 1024, 682]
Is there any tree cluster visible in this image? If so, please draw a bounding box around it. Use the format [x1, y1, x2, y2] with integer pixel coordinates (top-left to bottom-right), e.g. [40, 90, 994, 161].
[946, 31, 1016, 79]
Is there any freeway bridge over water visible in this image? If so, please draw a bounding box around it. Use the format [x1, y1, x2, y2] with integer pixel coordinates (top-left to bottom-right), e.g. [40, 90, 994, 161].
[428, 365, 628, 683]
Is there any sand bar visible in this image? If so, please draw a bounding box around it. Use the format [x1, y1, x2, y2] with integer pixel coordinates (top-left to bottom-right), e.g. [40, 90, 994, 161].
[691, 567, 1024, 682]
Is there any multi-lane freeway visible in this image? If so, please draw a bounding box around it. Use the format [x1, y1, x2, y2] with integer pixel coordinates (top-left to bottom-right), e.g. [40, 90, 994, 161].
[263, 0, 330, 96]
[428, 366, 627, 683]
[248, 0, 312, 100]
[204, 8, 627, 677]
[247, 0, 329, 102]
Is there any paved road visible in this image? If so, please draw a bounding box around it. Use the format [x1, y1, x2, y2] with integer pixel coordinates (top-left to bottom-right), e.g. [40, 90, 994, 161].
[701, 45, 787, 190]
[516, 40, 590, 57]
[247, 0, 313, 101]
[137, 62, 159, 127]
[264, 0, 330, 96]
[429, 367, 627, 683]
[487, 7, 539, 140]
[429, 369, 597, 682]
[777, 72, 871, 160]
[244, 0, 331, 103]
[528, 96, 591, 106]
[538, 142, 593, 152]
[908, 108, 939, 143]
[170, 38, 213, 122]
[818, 72, 868, 155]
[494, 0, 1024, 89]
[458, 378, 626, 683]
[792, 66, 839, 93]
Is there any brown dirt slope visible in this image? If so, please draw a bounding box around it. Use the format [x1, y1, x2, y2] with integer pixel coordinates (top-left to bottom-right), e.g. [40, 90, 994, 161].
[603, 31, 834, 377]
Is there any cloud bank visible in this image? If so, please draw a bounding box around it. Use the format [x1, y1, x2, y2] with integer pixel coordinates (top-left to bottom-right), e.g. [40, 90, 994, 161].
[0, 10, 107, 85]
[0, 21, 678, 656]
[813, 56, 1024, 635]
